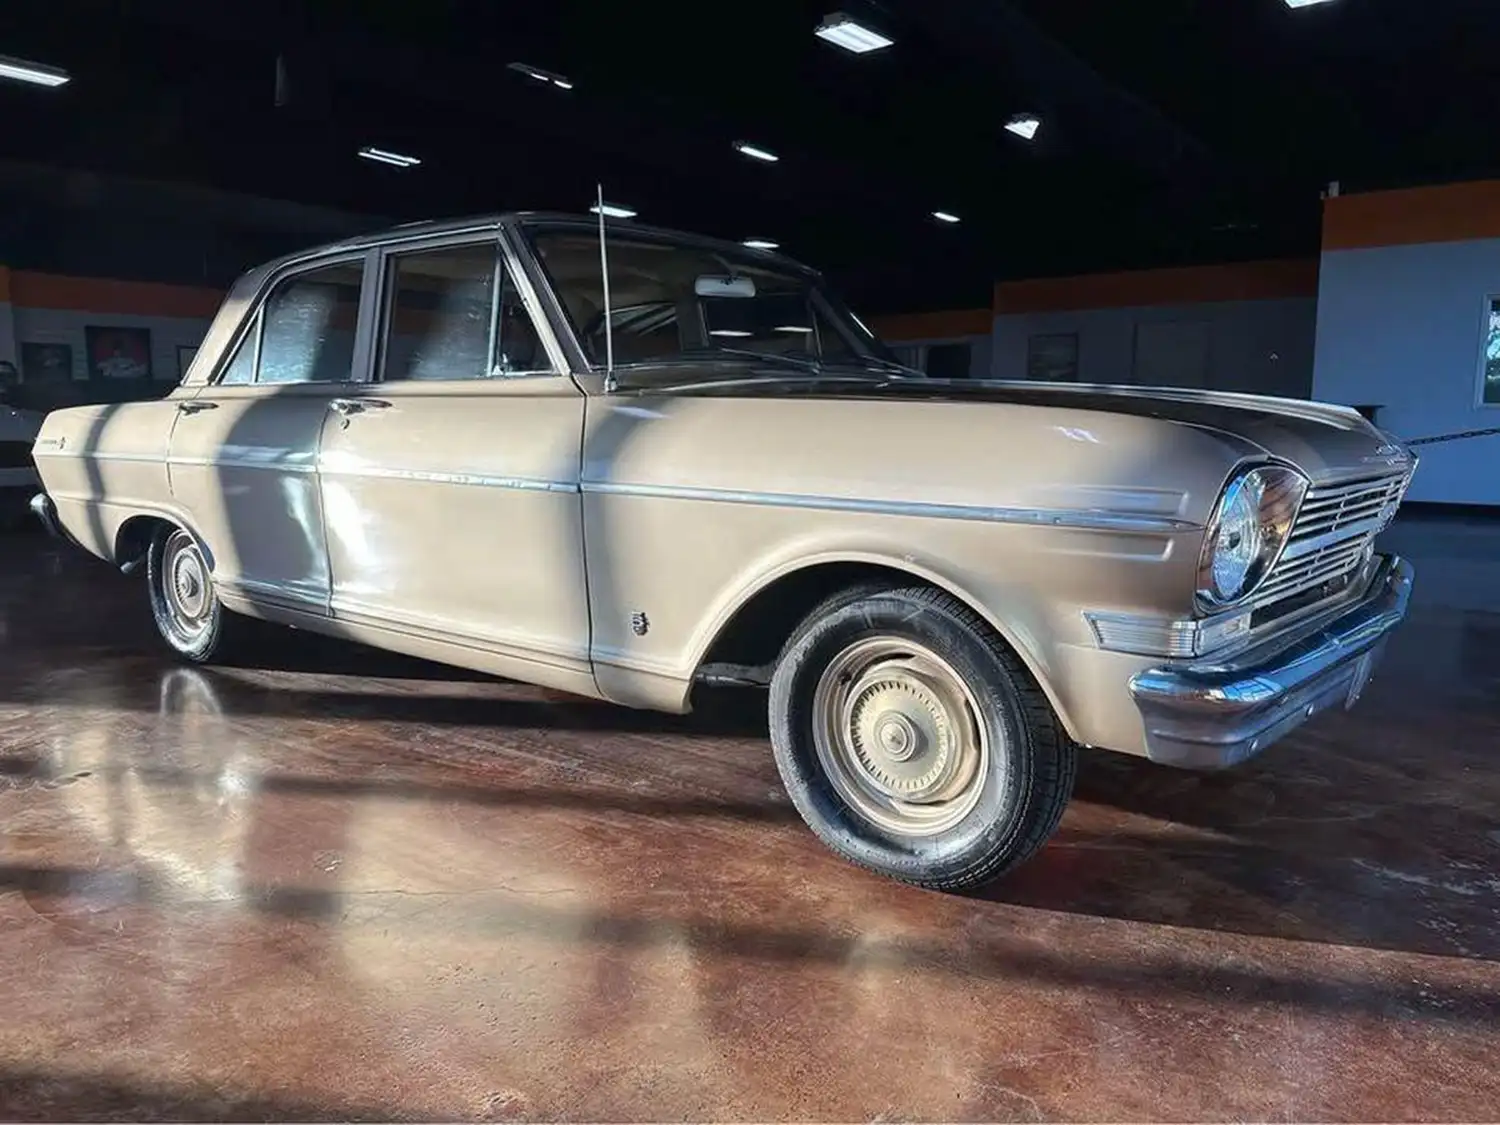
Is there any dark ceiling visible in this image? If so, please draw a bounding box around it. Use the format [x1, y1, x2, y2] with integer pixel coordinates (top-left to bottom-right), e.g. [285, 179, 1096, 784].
[2, 0, 1499, 312]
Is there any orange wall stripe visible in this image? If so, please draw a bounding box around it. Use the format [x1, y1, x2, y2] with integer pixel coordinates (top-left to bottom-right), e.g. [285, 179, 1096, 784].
[869, 308, 992, 341]
[0, 266, 11, 304]
[993, 258, 1319, 315]
[1323, 180, 1500, 251]
[9, 270, 224, 320]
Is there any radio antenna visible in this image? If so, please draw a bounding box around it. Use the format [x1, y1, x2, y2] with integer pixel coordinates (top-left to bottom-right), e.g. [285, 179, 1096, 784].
[596, 183, 616, 391]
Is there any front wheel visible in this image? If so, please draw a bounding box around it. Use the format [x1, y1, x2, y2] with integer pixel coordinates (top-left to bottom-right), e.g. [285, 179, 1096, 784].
[146, 526, 236, 662]
[769, 585, 1077, 891]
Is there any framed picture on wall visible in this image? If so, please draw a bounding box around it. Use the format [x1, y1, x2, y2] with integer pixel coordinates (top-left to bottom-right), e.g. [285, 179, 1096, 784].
[20, 342, 75, 384]
[175, 344, 198, 381]
[1027, 333, 1078, 382]
[85, 325, 153, 381]
[1481, 297, 1500, 406]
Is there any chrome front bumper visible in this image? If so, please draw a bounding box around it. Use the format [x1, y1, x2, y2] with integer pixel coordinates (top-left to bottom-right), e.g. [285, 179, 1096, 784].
[1128, 553, 1415, 769]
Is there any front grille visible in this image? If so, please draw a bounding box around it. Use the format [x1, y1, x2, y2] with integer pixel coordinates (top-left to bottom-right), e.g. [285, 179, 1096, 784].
[1254, 469, 1410, 614]
[0, 440, 35, 470]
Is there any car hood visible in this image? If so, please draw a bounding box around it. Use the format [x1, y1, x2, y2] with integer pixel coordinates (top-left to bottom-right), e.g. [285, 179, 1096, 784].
[649, 373, 1415, 484]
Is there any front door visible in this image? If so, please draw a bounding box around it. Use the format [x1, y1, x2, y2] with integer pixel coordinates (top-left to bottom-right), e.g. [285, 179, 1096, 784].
[168, 255, 373, 615]
[315, 237, 591, 680]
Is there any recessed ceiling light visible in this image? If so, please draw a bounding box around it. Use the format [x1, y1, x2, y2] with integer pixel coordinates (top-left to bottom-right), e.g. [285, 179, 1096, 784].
[932, 210, 960, 224]
[734, 141, 779, 163]
[1005, 113, 1041, 141]
[710, 329, 753, 338]
[815, 11, 894, 54]
[775, 326, 812, 333]
[507, 61, 573, 89]
[358, 146, 421, 168]
[0, 53, 70, 88]
[1284, 0, 1336, 7]
[742, 239, 779, 251]
[590, 202, 637, 219]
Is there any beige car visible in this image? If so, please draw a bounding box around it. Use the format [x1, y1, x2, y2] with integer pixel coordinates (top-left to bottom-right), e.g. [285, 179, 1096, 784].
[29, 212, 1417, 889]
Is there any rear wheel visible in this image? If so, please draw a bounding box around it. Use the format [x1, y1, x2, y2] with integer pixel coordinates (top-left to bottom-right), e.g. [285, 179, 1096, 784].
[146, 526, 236, 662]
[769, 585, 1076, 890]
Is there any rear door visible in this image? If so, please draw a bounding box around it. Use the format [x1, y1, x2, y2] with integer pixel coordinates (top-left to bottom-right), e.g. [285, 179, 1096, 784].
[315, 233, 591, 679]
[167, 254, 376, 614]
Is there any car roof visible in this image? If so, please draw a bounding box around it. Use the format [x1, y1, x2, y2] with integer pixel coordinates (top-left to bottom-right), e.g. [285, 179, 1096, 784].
[264, 211, 819, 278]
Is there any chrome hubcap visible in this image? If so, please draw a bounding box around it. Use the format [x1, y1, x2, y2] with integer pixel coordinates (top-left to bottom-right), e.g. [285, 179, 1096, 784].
[812, 637, 990, 836]
[162, 532, 211, 635]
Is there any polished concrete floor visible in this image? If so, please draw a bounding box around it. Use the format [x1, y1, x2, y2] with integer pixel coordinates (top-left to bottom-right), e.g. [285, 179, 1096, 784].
[2, 516, 1498, 1121]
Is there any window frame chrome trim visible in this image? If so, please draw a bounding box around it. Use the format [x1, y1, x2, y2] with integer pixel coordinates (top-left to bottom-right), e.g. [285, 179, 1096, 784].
[203, 250, 378, 389]
[363, 226, 572, 385]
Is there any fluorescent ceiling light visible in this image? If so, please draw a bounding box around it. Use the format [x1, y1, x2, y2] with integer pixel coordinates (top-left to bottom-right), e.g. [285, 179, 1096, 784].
[734, 141, 779, 163]
[815, 12, 894, 54]
[0, 53, 70, 88]
[742, 239, 779, 251]
[1284, 0, 1336, 6]
[358, 146, 421, 168]
[1005, 113, 1041, 140]
[932, 210, 960, 224]
[710, 329, 753, 338]
[775, 326, 812, 333]
[507, 61, 573, 89]
[590, 202, 637, 219]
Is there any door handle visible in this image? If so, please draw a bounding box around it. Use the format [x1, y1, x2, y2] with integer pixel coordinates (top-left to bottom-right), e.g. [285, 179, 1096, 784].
[177, 401, 218, 414]
[329, 398, 392, 416]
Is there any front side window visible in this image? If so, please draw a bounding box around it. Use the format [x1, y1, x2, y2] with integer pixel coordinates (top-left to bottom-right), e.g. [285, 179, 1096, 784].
[525, 228, 896, 373]
[379, 242, 550, 383]
[257, 260, 365, 385]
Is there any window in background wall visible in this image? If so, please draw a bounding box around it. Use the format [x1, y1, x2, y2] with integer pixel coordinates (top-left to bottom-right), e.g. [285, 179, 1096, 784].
[885, 342, 970, 376]
[925, 342, 972, 379]
[1027, 333, 1078, 381]
[1483, 297, 1500, 405]
[890, 344, 923, 370]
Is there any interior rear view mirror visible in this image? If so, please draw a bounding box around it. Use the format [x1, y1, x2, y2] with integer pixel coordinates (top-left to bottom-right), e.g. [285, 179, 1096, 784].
[695, 274, 757, 298]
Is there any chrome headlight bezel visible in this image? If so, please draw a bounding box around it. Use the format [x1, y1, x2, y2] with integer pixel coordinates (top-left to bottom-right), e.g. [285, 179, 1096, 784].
[1196, 462, 1309, 612]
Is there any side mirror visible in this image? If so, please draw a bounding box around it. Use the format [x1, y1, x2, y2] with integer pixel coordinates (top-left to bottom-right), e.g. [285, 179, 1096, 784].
[695, 274, 757, 299]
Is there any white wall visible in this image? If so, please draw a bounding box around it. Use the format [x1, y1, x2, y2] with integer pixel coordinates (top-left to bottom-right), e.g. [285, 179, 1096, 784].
[991, 296, 1317, 397]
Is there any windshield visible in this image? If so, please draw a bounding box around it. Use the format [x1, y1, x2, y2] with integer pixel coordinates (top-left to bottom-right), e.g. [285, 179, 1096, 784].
[524, 226, 905, 376]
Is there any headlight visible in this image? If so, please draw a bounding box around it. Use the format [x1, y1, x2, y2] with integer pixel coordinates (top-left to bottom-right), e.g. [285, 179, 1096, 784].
[1197, 463, 1308, 609]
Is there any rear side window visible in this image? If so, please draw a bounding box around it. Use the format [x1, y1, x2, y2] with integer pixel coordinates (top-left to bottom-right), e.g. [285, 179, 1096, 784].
[257, 261, 365, 384]
[217, 320, 257, 386]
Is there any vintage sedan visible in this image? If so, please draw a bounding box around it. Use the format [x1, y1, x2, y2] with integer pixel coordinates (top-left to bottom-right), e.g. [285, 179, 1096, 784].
[29, 212, 1417, 889]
